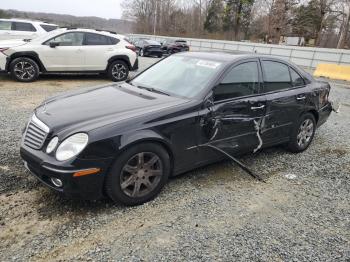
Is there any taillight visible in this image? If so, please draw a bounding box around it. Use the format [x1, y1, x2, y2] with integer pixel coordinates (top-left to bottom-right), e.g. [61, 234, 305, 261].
[0, 48, 9, 54]
[126, 45, 137, 52]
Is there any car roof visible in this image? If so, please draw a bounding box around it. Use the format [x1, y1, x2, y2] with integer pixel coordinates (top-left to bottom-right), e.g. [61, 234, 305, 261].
[0, 18, 57, 26]
[54, 28, 123, 39]
[175, 51, 291, 63]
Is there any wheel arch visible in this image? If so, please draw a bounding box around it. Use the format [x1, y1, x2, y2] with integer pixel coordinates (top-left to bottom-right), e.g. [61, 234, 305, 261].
[303, 109, 319, 124]
[6, 52, 46, 72]
[117, 131, 175, 176]
[107, 55, 132, 71]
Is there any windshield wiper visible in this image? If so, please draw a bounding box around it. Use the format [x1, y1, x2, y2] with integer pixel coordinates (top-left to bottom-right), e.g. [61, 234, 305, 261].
[135, 85, 170, 96]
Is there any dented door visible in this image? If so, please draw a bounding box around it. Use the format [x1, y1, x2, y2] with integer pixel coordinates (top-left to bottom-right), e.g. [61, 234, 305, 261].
[198, 59, 267, 158]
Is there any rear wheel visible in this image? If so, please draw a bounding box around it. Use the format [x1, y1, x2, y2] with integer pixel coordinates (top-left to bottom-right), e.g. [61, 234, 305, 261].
[108, 60, 129, 82]
[287, 113, 316, 153]
[10, 57, 39, 82]
[105, 143, 170, 206]
[140, 48, 145, 57]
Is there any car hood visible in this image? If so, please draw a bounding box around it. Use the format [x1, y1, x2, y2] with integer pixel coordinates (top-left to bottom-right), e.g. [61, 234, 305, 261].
[35, 83, 189, 134]
[0, 39, 28, 48]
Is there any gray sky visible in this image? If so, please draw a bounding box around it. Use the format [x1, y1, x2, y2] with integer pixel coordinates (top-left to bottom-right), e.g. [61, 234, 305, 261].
[1, 0, 123, 19]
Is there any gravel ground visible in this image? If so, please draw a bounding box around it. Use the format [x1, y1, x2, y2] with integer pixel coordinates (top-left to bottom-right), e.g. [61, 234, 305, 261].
[0, 57, 349, 261]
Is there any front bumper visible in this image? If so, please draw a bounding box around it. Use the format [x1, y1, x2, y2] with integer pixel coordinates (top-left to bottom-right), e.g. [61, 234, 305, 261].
[20, 145, 114, 200]
[0, 53, 7, 71]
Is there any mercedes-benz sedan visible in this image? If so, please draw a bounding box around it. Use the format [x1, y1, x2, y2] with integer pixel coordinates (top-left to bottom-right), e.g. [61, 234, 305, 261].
[20, 52, 332, 206]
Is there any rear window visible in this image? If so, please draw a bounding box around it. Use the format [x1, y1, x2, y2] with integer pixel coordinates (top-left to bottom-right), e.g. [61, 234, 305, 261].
[12, 22, 37, 32]
[0, 21, 12, 30]
[145, 40, 160, 45]
[40, 24, 58, 32]
[84, 33, 119, 45]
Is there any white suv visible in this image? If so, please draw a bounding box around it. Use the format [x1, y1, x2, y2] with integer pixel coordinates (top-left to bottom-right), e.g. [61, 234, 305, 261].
[0, 19, 58, 40]
[0, 28, 138, 82]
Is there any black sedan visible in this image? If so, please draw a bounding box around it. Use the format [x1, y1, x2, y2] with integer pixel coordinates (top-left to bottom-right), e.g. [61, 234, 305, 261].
[134, 39, 163, 58]
[20, 52, 332, 206]
[161, 39, 190, 54]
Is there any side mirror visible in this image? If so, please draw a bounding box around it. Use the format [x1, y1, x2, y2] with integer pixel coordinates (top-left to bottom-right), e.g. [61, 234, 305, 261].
[49, 42, 60, 48]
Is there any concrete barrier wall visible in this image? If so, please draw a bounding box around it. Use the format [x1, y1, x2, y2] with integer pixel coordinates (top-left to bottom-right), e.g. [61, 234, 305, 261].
[128, 34, 350, 69]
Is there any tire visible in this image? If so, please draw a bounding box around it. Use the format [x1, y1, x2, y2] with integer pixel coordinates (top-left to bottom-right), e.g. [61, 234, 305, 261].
[10, 57, 39, 82]
[108, 60, 129, 82]
[157, 54, 162, 58]
[140, 48, 144, 57]
[105, 142, 171, 206]
[287, 113, 316, 153]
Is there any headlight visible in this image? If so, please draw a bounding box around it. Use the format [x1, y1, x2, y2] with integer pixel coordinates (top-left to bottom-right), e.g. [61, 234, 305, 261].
[55, 133, 88, 161]
[46, 136, 59, 154]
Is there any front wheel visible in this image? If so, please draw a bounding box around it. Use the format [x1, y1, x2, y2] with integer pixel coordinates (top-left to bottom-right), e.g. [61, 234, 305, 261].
[287, 113, 316, 153]
[105, 143, 170, 206]
[10, 57, 39, 82]
[108, 60, 129, 82]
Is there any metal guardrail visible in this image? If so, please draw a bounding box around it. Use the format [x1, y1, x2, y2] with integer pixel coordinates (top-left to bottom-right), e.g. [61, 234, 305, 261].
[128, 34, 350, 69]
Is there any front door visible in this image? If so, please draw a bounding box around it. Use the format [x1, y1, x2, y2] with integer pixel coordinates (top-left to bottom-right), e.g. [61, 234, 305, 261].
[199, 59, 267, 160]
[260, 59, 307, 145]
[40, 32, 85, 71]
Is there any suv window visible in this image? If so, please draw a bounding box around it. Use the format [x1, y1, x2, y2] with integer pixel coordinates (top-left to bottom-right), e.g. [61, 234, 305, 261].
[262, 61, 292, 92]
[84, 33, 118, 45]
[290, 67, 305, 87]
[0, 21, 12, 30]
[214, 61, 260, 101]
[40, 24, 58, 32]
[47, 32, 84, 46]
[12, 22, 37, 32]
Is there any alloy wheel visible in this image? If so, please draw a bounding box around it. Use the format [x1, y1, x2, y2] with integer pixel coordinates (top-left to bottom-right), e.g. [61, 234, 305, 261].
[111, 63, 127, 80]
[120, 152, 163, 198]
[14, 61, 35, 81]
[297, 119, 314, 148]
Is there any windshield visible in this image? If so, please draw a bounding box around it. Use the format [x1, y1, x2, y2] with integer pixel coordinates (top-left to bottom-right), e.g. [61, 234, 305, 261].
[131, 55, 224, 98]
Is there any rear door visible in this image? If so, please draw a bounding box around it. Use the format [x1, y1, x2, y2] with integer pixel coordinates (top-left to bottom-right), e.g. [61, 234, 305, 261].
[82, 33, 119, 71]
[199, 59, 267, 158]
[260, 59, 308, 144]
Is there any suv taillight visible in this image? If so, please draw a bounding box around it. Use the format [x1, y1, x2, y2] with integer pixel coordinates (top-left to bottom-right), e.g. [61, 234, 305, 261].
[0, 48, 9, 54]
[126, 45, 137, 52]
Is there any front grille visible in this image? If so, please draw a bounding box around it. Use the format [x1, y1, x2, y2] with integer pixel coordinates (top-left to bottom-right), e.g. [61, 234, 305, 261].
[23, 114, 49, 150]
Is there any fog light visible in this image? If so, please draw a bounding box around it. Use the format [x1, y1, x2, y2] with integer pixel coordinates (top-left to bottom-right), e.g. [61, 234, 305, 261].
[51, 178, 63, 187]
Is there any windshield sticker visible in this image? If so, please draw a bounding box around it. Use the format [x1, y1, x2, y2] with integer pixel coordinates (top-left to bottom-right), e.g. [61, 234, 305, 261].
[196, 60, 221, 69]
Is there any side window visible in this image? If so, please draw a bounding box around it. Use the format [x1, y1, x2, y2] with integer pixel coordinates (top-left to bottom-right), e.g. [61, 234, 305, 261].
[214, 61, 260, 101]
[46, 32, 84, 46]
[262, 61, 292, 92]
[290, 67, 305, 87]
[40, 24, 58, 32]
[84, 33, 115, 45]
[0, 21, 12, 30]
[12, 22, 37, 32]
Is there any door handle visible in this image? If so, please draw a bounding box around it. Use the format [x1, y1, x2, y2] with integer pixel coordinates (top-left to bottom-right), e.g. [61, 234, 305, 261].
[251, 105, 265, 110]
[107, 48, 114, 51]
[296, 96, 306, 100]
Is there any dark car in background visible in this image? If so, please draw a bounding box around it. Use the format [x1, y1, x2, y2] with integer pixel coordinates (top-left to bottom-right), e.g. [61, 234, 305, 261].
[134, 39, 163, 58]
[161, 39, 190, 54]
[20, 53, 332, 206]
